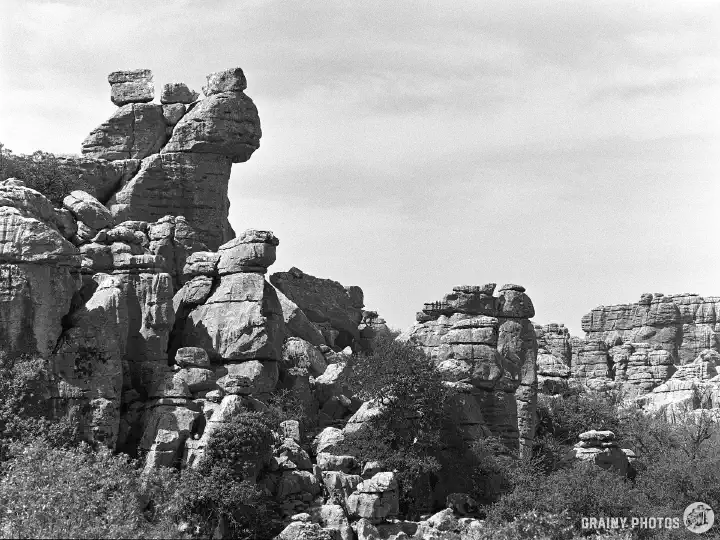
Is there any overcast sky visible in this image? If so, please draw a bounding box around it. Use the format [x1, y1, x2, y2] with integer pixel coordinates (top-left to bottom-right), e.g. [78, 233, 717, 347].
[1, 0, 718, 334]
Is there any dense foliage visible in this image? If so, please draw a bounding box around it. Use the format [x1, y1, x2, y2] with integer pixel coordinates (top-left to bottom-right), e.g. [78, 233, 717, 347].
[0, 142, 76, 205]
[338, 335, 459, 518]
[0, 441, 180, 539]
[2, 340, 720, 538]
[0, 354, 83, 462]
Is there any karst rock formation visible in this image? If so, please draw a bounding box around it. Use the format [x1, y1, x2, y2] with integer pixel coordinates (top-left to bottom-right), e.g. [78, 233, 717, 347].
[399, 284, 538, 457]
[534, 293, 720, 422]
[0, 67, 540, 536]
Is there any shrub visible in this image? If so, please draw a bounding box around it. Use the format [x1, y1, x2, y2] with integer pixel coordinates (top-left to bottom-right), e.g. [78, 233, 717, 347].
[486, 460, 640, 532]
[465, 436, 515, 505]
[171, 465, 277, 540]
[476, 510, 575, 540]
[0, 441, 180, 539]
[536, 387, 624, 447]
[0, 354, 83, 461]
[201, 411, 276, 479]
[0, 142, 76, 205]
[266, 387, 311, 432]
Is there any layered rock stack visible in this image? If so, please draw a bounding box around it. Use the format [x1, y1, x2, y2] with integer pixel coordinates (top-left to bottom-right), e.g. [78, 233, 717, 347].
[74, 67, 261, 250]
[572, 293, 720, 392]
[401, 283, 538, 456]
[564, 430, 634, 477]
[636, 349, 720, 421]
[535, 324, 572, 395]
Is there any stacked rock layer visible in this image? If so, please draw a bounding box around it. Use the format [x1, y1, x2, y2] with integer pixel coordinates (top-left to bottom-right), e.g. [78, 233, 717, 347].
[70, 67, 262, 251]
[400, 283, 538, 456]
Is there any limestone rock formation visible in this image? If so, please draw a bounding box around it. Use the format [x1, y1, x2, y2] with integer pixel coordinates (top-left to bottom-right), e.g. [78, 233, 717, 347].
[563, 430, 634, 477]
[357, 310, 391, 352]
[0, 178, 80, 358]
[401, 283, 538, 456]
[162, 69, 260, 163]
[574, 293, 720, 392]
[75, 67, 263, 251]
[55, 157, 141, 203]
[346, 471, 399, 524]
[534, 324, 572, 395]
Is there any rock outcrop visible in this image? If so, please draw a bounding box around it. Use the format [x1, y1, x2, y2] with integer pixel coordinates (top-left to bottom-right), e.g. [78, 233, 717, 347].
[563, 430, 634, 477]
[571, 293, 720, 392]
[0, 178, 80, 359]
[400, 284, 538, 456]
[76, 67, 262, 250]
[534, 323, 572, 395]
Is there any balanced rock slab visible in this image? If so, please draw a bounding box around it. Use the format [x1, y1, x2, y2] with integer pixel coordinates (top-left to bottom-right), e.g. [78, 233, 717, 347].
[107, 152, 233, 250]
[109, 69, 154, 106]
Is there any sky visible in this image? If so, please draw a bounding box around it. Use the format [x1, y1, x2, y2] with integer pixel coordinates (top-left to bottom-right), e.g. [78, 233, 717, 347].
[1, 0, 719, 335]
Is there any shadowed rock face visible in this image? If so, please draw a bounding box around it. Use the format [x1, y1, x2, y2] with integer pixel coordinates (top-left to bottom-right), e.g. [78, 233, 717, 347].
[107, 152, 233, 250]
[400, 283, 538, 457]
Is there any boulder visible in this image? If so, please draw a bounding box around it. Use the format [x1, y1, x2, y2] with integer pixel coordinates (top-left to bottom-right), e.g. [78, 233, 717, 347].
[270, 267, 364, 349]
[215, 360, 279, 395]
[282, 337, 327, 377]
[203, 67, 247, 96]
[108, 69, 154, 106]
[63, 191, 114, 230]
[175, 347, 211, 368]
[217, 229, 278, 274]
[181, 273, 284, 362]
[346, 472, 399, 524]
[81, 103, 167, 161]
[162, 90, 261, 163]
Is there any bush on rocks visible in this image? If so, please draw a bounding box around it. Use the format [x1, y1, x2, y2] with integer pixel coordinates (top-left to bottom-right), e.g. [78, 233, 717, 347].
[338, 335, 458, 518]
[0, 143, 76, 205]
[0, 354, 84, 462]
[201, 411, 276, 478]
